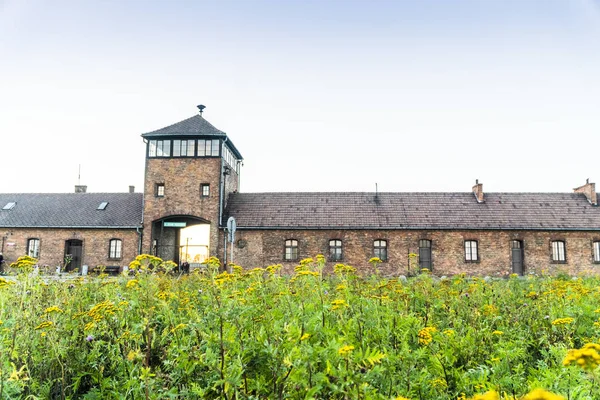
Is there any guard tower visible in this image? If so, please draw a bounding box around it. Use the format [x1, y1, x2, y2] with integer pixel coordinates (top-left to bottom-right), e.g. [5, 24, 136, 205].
[141, 105, 242, 265]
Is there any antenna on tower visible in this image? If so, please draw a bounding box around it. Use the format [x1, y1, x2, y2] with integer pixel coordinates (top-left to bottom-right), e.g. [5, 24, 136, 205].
[78, 164, 81, 185]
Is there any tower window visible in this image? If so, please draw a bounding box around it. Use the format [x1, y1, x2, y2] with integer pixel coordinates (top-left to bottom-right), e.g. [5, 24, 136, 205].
[109, 239, 122, 259]
[27, 238, 40, 258]
[373, 240, 387, 261]
[201, 184, 210, 197]
[173, 139, 196, 157]
[284, 239, 298, 261]
[464, 240, 478, 262]
[156, 184, 165, 197]
[198, 139, 220, 156]
[551, 240, 566, 263]
[148, 140, 171, 157]
[329, 239, 343, 261]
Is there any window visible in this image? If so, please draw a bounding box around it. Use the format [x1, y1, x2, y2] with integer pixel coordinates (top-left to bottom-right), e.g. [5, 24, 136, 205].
[197, 139, 220, 156]
[109, 239, 122, 259]
[419, 239, 432, 270]
[97, 201, 108, 210]
[373, 240, 387, 261]
[329, 239, 343, 261]
[594, 241, 600, 263]
[173, 139, 196, 157]
[156, 183, 165, 197]
[2, 202, 16, 210]
[148, 140, 171, 157]
[552, 240, 566, 262]
[201, 184, 210, 197]
[27, 238, 40, 258]
[464, 240, 478, 262]
[284, 239, 298, 261]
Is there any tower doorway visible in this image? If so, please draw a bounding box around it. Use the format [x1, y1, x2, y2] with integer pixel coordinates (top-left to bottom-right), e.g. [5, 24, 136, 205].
[151, 216, 210, 267]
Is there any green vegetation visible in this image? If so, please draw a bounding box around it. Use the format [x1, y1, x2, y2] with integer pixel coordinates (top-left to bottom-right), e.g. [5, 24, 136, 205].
[1, 255, 599, 399]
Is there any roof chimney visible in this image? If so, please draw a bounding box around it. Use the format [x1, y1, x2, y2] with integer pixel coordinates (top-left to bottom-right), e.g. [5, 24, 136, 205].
[197, 104, 206, 116]
[129, 185, 135, 193]
[574, 179, 597, 206]
[75, 185, 87, 193]
[472, 179, 484, 203]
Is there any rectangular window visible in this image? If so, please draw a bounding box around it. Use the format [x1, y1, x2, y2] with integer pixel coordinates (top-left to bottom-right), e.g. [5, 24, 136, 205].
[173, 139, 196, 157]
[284, 239, 298, 261]
[201, 184, 210, 197]
[373, 240, 387, 261]
[109, 239, 122, 259]
[552, 240, 566, 262]
[149, 140, 170, 157]
[329, 239, 343, 261]
[594, 241, 600, 263]
[27, 238, 40, 258]
[465, 240, 478, 262]
[156, 184, 165, 197]
[419, 239, 432, 270]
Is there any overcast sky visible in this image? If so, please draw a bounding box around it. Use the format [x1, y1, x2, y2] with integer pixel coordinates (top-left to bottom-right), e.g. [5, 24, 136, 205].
[1, 0, 599, 194]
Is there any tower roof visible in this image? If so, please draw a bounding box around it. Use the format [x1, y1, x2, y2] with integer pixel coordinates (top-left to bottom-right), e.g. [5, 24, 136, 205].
[141, 115, 226, 138]
[141, 114, 243, 159]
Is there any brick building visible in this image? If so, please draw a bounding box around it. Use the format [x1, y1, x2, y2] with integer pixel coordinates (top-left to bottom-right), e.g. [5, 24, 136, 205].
[1, 105, 600, 276]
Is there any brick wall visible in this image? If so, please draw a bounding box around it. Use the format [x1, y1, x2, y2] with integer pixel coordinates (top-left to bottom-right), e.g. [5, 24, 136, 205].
[142, 156, 239, 258]
[225, 229, 600, 276]
[1, 228, 139, 270]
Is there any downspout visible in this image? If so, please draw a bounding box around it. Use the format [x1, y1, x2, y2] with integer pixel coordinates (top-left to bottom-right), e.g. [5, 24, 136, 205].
[136, 226, 143, 255]
[219, 137, 228, 263]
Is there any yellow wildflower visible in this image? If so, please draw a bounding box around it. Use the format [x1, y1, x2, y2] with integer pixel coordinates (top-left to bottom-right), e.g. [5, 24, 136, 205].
[35, 321, 54, 330]
[468, 390, 499, 400]
[300, 333, 310, 341]
[45, 306, 64, 314]
[492, 330, 503, 335]
[552, 318, 574, 326]
[338, 345, 355, 356]
[563, 343, 600, 371]
[521, 388, 565, 400]
[126, 279, 139, 289]
[418, 326, 437, 346]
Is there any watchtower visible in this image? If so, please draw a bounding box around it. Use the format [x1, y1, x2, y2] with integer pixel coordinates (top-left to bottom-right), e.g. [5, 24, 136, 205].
[141, 105, 242, 265]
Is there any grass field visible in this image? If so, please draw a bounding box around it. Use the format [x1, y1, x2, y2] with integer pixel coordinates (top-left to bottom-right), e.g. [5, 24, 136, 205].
[1, 255, 599, 399]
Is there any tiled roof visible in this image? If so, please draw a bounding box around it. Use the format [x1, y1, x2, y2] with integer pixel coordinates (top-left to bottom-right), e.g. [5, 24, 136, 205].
[141, 115, 226, 138]
[0, 193, 143, 228]
[141, 114, 243, 159]
[225, 192, 600, 230]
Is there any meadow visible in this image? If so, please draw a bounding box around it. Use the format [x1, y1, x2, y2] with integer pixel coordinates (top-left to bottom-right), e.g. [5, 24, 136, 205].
[1, 254, 599, 399]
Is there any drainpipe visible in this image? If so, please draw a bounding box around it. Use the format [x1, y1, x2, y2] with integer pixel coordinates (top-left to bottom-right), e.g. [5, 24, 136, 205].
[136, 226, 143, 255]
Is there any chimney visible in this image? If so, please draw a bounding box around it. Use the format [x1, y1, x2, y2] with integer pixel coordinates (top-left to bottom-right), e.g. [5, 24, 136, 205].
[75, 185, 87, 193]
[472, 179, 484, 203]
[129, 185, 135, 193]
[574, 179, 597, 206]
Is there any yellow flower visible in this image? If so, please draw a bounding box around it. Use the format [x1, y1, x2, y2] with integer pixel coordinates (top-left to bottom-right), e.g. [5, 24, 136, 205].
[563, 343, 600, 371]
[492, 330, 503, 335]
[45, 306, 64, 314]
[394, 397, 411, 400]
[443, 329, 455, 336]
[300, 333, 310, 341]
[521, 388, 565, 400]
[127, 349, 141, 361]
[418, 327, 437, 346]
[126, 279, 139, 289]
[331, 299, 348, 310]
[338, 345, 355, 356]
[468, 390, 499, 400]
[552, 318, 574, 326]
[35, 321, 53, 330]
[84, 322, 95, 331]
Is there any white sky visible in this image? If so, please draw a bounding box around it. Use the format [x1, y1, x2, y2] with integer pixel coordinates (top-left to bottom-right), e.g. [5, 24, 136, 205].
[1, 0, 599, 194]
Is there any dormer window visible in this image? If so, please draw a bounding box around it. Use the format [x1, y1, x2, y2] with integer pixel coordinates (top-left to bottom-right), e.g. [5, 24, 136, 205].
[97, 202, 108, 210]
[2, 202, 16, 210]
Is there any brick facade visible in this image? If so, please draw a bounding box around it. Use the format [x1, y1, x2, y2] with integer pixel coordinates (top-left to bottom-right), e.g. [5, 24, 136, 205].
[1, 228, 139, 271]
[227, 229, 600, 276]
